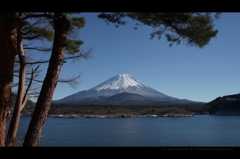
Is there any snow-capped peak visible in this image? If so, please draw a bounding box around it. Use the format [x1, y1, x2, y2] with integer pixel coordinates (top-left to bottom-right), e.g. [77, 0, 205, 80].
[94, 74, 145, 91]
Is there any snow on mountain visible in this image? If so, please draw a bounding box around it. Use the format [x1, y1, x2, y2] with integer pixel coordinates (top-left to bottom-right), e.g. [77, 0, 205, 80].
[94, 74, 145, 91]
[53, 74, 188, 104]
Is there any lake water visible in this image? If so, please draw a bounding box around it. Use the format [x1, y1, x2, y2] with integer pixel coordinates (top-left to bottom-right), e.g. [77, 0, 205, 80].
[9, 115, 240, 147]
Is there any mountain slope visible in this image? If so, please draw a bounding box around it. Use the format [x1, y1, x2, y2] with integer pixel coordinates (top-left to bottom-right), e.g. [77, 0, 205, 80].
[99, 92, 152, 105]
[53, 74, 194, 105]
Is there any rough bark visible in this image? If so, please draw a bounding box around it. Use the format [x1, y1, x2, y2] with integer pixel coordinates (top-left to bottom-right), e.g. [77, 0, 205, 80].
[23, 12, 69, 147]
[5, 13, 26, 146]
[0, 12, 19, 146]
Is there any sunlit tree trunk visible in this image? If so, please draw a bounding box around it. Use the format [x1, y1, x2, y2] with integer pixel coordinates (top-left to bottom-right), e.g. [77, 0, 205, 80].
[5, 13, 26, 146]
[0, 12, 19, 146]
[23, 12, 70, 146]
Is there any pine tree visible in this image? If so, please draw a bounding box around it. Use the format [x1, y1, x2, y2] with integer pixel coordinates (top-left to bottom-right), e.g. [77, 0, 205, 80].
[1, 12, 91, 146]
[0, 12, 20, 146]
[98, 12, 220, 48]
[22, 12, 90, 146]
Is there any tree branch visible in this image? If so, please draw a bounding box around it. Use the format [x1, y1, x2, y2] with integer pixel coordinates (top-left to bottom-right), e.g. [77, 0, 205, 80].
[21, 65, 40, 111]
[58, 74, 81, 89]
[24, 47, 52, 52]
[22, 13, 56, 20]
[15, 47, 93, 65]
[22, 35, 41, 40]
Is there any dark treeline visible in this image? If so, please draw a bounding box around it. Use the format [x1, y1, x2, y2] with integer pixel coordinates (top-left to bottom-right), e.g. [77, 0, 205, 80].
[49, 103, 209, 116]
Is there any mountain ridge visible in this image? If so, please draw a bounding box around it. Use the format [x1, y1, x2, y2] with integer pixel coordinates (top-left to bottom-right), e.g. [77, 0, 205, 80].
[52, 74, 199, 105]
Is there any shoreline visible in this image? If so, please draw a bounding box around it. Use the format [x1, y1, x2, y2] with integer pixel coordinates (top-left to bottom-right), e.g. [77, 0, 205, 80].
[47, 112, 209, 118]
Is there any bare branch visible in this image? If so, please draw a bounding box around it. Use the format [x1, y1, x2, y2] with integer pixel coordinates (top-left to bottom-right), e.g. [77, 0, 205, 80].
[23, 41, 34, 47]
[22, 12, 56, 20]
[21, 65, 40, 111]
[15, 72, 80, 87]
[15, 47, 93, 65]
[15, 60, 49, 65]
[65, 47, 93, 62]
[22, 35, 41, 40]
[24, 47, 52, 52]
[58, 74, 81, 89]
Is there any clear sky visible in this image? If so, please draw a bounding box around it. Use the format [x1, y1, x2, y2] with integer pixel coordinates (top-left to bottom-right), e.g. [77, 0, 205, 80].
[26, 12, 240, 103]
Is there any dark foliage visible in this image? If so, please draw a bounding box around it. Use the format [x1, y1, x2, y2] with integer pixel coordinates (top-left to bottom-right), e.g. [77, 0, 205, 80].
[98, 12, 220, 48]
[48, 103, 209, 116]
[207, 93, 240, 114]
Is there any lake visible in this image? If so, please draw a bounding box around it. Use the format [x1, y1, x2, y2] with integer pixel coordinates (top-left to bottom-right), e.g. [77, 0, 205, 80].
[8, 115, 240, 147]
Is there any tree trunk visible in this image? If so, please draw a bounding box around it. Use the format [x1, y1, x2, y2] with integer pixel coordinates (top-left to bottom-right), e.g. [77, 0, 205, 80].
[0, 12, 19, 146]
[22, 12, 70, 147]
[5, 13, 26, 146]
[20, 66, 39, 112]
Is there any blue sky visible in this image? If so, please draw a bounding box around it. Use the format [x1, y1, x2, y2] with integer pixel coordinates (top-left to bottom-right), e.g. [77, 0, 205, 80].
[26, 12, 240, 103]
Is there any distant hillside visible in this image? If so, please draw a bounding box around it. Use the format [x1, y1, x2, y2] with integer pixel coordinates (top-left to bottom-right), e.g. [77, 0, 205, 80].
[207, 93, 240, 115]
[10, 93, 36, 116]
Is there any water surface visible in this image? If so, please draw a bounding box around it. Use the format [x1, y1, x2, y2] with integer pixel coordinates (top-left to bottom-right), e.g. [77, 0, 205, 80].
[12, 115, 240, 147]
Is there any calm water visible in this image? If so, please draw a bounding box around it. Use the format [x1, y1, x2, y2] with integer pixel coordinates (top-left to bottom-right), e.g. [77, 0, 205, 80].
[9, 115, 240, 147]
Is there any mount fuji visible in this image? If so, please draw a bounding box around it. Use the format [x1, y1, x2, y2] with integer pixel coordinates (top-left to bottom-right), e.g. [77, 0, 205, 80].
[52, 74, 196, 105]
